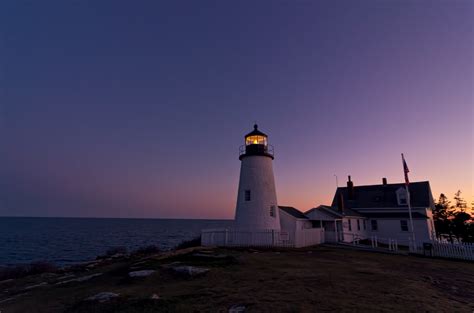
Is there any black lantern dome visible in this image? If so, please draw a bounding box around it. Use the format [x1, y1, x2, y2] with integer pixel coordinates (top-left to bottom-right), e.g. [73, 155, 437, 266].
[239, 124, 274, 160]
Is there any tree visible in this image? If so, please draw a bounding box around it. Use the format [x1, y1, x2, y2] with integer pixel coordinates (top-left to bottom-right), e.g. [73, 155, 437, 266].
[451, 190, 470, 242]
[453, 190, 467, 212]
[433, 193, 453, 237]
[432, 191, 473, 242]
[452, 211, 472, 242]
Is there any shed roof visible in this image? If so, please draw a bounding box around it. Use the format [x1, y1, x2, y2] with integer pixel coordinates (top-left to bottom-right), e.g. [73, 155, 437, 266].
[279, 206, 308, 219]
[306, 205, 364, 218]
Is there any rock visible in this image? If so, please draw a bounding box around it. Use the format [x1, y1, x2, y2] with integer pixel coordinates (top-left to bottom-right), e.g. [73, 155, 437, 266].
[86, 292, 119, 303]
[56, 274, 76, 281]
[76, 273, 103, 282]
[170, 265, 209, 277]
[229, 304, 246, 313]
[128, 270, 156, 278]
[110, 253, 127, 259]
[193, 253, 229, 259]
[39, 273, 58, 279]
[0, 297, 16, 304]
[0, 292, 30, 304]
[85, 262, 100, 269]
[55, 273, 103, 285]
[150, 293, 160, 300]
[24, 282, 48, 290]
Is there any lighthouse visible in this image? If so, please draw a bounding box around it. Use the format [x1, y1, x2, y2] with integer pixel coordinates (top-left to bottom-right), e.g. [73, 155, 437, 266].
[234, 124, 280, 230]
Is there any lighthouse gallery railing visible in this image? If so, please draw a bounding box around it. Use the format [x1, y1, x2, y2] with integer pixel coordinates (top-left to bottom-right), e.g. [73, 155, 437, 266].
[239, 144, 274, 157]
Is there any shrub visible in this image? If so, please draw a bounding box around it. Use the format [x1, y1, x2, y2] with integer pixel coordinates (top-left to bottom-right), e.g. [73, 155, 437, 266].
[27, 261, 58, 275]
[0, 261, 58, 280]
[132, 245, 161, 256]
[105, 246, 127, 256]
[175, 236, 201, 250]
[96, 246, 128, 260]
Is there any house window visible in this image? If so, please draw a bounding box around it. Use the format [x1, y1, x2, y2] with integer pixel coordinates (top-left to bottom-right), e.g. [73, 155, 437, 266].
[371, 220, 378, 231]
[244, 190, 251, 201]
[357, 219, 360, 231]
[396, 188, 408, 206]
[400, 220, 409, 232]
[348, 219, 352, 231]
[363, 220, 366, 230]
[270, 205, 276, 217]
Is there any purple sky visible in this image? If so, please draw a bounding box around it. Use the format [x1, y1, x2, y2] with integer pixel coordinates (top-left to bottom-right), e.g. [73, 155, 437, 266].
[1, 1, 473, 218]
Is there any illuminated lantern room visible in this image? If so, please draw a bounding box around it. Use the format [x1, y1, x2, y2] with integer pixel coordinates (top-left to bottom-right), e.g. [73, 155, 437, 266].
[239, 124, 274, 160]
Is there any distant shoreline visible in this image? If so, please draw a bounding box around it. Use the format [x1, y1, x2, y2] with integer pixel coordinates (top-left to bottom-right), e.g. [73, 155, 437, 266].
[0, 216, 233, 221]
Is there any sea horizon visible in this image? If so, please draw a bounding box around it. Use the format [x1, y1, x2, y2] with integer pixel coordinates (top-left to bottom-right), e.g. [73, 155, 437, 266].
[0, 217, 233, 266]
[0, 216, 232, 221]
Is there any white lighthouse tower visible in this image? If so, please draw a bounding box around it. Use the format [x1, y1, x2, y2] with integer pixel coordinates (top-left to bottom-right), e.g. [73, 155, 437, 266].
[234, 124, 280, 230]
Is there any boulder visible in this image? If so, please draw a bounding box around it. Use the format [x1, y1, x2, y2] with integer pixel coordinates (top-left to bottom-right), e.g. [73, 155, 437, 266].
[193, 253, 229, 259]
[229, 304, 246, 313]
[23, 282, 48, 290]
[128, 270, 156, 278]
[86, 292, 119, 303]
[170, 265, 209, 277]
[56, 273, 102, 285]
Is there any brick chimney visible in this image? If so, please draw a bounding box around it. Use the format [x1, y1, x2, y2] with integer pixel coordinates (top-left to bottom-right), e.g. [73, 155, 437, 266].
[347, 175, 354, 200]
[382, 177, 387, 185]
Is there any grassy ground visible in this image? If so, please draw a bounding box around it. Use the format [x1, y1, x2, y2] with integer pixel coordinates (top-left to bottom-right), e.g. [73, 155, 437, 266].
[1, 246, 473, 312]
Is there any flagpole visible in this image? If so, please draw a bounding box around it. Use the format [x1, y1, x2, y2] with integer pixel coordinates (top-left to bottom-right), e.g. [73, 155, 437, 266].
[402, 153, 416, 248]
[405, 183, 416, 246]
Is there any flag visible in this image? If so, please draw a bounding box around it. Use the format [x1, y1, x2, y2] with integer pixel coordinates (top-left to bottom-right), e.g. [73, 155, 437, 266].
[402, 153, 409, 186]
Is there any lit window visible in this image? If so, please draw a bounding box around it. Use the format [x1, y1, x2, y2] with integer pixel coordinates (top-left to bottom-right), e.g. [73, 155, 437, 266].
[400, 220, 408, 232]
[357, 219, 360, 231]
[244, 190, 251, 201]
[371, 220, 378, 231]
[245, 136, 267, 146]
[270, 205, 276, 217]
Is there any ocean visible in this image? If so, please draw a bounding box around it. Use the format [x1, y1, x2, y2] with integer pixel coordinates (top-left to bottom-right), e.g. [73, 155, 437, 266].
[0, 217, 232, 267]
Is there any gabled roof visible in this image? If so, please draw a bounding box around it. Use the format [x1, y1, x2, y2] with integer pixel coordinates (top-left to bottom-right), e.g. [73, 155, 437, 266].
[279, 206, 308, 219]
[330, 181, 434, 209]
[305, 205, 363, 218]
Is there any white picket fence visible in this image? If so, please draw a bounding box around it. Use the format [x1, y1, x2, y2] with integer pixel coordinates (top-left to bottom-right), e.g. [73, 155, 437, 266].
[409, 240, 474, 261]
[201, 228, 324, 248]
[370, 236, 399, 252]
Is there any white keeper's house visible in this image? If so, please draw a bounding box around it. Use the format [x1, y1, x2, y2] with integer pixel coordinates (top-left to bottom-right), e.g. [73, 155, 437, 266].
[306, 176, 437, 246]
[201, 125, 436, 248]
